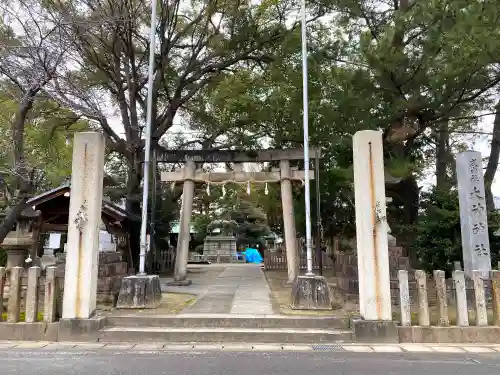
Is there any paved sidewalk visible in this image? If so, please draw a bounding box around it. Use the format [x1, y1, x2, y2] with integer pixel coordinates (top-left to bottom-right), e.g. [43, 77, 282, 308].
[1, 341, 500, 354]
[181, 264, 273, 315]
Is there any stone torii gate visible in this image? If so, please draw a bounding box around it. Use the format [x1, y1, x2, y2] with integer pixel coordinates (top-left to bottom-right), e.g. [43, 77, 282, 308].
[158, 148, 317, 285]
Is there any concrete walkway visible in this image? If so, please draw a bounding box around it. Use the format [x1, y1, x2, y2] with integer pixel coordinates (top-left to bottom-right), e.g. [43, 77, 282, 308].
[168, 264, 273, 315]
[227, 265, 273, 314]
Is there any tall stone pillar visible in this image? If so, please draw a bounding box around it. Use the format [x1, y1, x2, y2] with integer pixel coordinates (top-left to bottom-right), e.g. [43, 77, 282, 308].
[171, 160, 196, 285]
[352, 130, 392, 321]
[280, 160, 298, 283]
[62, 132, 105, 319]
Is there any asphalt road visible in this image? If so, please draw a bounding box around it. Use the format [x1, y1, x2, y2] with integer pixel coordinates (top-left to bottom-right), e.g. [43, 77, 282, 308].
[1, 349, 500, 375]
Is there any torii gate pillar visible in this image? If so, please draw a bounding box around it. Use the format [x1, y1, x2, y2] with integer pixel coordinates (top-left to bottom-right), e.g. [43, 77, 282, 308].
[169, 160, 196, 286]
[280, 160, 299, 283]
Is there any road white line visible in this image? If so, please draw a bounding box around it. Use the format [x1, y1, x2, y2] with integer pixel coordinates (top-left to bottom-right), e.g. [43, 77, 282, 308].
[372, 345, 403, 353]
[431, 346, 465, 353]
[400, 345, 434, 352]
[133, 344, 165, 350]
[73, 343, 106, 349]
[462, 347, 495, 353]
[103, 344, 136, 350]
[342, 345, 374, 352]
[15, 342, 50, 349]
[282, 345, 314, 352]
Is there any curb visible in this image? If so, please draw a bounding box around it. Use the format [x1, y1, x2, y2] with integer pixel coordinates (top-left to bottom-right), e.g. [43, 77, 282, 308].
[0, 341, 500, 353]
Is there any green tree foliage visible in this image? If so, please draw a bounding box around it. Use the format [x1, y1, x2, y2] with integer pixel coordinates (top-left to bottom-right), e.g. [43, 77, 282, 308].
[0, 97, 89, 209]
[192, 214, 213, 244]
[408, 190, 463, 273]
[34, 0, 325, 265]
[192, 183, 271, 249]
[408, 189, 500, 274]
[229, 198, 271, 250]
[3, 0, 500, 272]
[186, 0, 500, 259]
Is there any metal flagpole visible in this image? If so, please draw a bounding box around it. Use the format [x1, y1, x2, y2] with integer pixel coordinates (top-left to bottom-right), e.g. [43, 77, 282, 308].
[148, 142, 157, 273]
[138, 0, 158, 275]
[315, 149, 322, 276]
[300, 0, 314, 275]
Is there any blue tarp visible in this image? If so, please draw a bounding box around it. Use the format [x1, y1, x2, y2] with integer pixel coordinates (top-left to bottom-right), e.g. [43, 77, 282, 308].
[242, 247, 263, 263]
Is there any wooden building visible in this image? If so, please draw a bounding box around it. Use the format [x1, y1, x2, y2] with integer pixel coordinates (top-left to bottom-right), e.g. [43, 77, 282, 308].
[27, 183, 138, 267]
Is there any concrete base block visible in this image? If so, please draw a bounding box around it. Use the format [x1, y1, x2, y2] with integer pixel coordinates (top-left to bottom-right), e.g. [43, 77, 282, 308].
[351, 319, 399, 343]
[116, 275, 162, 309]
[166, 279, 192, 286]
[0, 323, 59, 341]
[291, 275, 333, 310]
[58, 317, 106, 341]
[398, 326, 500, 343]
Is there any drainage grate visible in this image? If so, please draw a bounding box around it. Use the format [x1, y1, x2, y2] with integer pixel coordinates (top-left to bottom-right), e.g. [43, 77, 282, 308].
[311, 344, 345, 352]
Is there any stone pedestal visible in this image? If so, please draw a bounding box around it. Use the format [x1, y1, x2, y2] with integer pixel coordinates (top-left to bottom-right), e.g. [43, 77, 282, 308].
[351, 319, 399, 343]
[3, 229, 33, 268]
[40, 248, 58, 270]
[40, 255, 58, 270]
[291, 275, 333, 310]
[5, 247, 29, 268]
[58, 317, 106, 342]
[116, 275, 162, 309]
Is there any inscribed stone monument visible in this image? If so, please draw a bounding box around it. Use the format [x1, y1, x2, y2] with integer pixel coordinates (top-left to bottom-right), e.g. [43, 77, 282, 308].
[456, 151, 491, 278]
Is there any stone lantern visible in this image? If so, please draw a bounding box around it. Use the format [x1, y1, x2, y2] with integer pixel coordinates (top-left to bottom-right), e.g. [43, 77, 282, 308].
[1, 206, 40, 268]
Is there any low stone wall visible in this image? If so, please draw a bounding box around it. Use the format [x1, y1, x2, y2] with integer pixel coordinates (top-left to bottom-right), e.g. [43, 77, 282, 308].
[393, 269, 500, 342]
[0, 261, 112, 342]
[0, 266, 59, 323]
[2, 252, 129, 310]
[333, 247, 410, 305]
[263, 251, 334, 270]
[333, 249, 494, 308]
[398, 326, 500, 343]
[55, 251, 128, 304]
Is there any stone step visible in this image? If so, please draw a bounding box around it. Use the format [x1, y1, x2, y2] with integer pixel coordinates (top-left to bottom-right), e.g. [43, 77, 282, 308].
[98, 326, 353, 344]
[104, 314, 350, 329]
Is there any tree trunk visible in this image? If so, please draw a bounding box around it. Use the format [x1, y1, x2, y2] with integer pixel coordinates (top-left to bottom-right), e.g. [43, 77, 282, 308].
[0, 200, 28, 243]
[0, 86, 41, 244]
[484, 100, 500, 212]
[400, 175, 419, 225]
[435, 120, 452, 192]
[125, 151, 143, 272]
